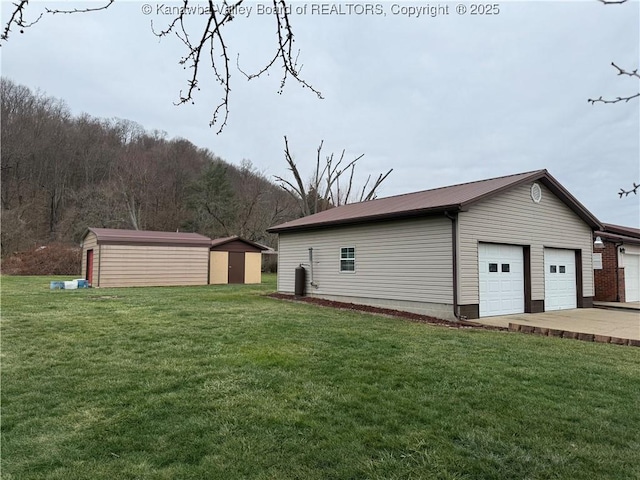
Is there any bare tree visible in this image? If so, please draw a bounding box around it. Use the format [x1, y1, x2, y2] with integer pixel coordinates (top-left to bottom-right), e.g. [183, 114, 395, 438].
[115, 147, 150, 230]
[1, 78, 301, 255]
[275, 136, 392, 217]
[226, 159, 296, 242]
[1, 0, 321, 133]
[231, 160, 270, 239]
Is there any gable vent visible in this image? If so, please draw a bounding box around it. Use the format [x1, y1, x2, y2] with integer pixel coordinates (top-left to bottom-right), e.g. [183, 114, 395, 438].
[531, 183, 542, 203]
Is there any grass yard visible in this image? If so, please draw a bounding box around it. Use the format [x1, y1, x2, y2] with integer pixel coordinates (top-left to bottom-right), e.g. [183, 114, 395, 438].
[2, 274, 639, 480]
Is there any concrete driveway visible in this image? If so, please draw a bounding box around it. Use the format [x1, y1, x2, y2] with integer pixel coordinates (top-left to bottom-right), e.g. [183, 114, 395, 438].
[474, 308, 640, 341]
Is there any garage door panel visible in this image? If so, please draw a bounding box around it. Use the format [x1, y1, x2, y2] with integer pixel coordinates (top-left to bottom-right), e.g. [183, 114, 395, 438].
[488, 280, 501, 293]
[544, 248, 577, 311]
[479, 243, 524, 317]
[624, 254, 640, 302]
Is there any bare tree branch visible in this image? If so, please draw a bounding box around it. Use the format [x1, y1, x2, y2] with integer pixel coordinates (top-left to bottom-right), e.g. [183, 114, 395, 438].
[150, 0, 235, 133]
[1, 0, 43, 42]
[324, 151, 362, 206]
[45, 1, 114, 15]
[236, 0, 323, 101]
[618, 183, 639, 198]
[610, 62, 640, 79]
[593, 2, 639, 195]
[2, 0, 321, 133]
[343, 163, 357, 205]
[314, 141, 326, 213]
[275, 136, 313, 216]
[273, 174, 306, 210]
[588, 93, 640, 104]
[589, 62, 640, 104]
[276, 137, 391, 216]
[360, 169, 393, 202]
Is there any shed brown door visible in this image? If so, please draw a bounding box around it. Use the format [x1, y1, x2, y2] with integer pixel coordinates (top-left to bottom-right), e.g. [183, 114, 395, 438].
[228, 252, 245, 284]
[86, 250, 94, 285]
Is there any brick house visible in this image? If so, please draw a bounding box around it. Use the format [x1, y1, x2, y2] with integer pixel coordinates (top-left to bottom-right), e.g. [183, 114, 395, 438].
[593, 224, 640, 302]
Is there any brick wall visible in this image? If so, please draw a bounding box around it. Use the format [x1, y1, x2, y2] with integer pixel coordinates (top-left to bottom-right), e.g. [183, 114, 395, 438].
[593, 240, 626, 302]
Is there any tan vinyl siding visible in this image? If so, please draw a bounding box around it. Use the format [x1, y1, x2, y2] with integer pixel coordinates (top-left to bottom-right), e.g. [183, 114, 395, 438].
[244, 252, 262, 284]
[81, 232, 98, 283]
[458, 182, 594, 305]
[209, 251, 229, 284]
[277, 217, 453, 304]
[97, 245, 209, 287]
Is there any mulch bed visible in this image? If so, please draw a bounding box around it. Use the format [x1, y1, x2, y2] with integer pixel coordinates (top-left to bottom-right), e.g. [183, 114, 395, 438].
[267, 293, 508, 331]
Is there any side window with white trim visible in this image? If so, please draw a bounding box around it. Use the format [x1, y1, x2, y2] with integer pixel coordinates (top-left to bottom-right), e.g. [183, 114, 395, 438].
[340, 247, 355, 272]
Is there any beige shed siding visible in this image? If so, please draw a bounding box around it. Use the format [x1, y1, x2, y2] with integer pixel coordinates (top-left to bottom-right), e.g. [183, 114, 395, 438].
[458, 183, 594, 305]
[97, 245, 209, 287]
[209, 251, 229, 284]
[244, 252, 262, 284]
[81, 232, 99, 283]
[278, 217, 453, 305]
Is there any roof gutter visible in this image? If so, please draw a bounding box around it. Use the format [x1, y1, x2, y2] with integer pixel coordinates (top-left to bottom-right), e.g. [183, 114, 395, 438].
[596, 231, 640, 246]
[444, 211, 460, 320]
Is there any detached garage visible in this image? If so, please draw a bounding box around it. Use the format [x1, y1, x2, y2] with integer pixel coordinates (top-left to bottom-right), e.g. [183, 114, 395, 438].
[81, 228, 211, 287]
[209, 236, 269, 285]
[268, 169, 602, 321]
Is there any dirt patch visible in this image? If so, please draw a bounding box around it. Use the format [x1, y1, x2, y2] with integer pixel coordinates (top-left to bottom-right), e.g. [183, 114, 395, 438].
[268, 293, 507, 331]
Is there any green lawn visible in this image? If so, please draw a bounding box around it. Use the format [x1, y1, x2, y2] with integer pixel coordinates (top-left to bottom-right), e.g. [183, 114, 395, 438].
[2, 275, 639, 480]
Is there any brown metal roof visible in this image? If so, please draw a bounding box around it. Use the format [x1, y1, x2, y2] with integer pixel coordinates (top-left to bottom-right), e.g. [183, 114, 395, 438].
[595, 223, 640, 245]
[85, 228, 212, 247]
[209, 236, 270, 251]
[602, 223, 640, 239]
[268, 169, 602, 233]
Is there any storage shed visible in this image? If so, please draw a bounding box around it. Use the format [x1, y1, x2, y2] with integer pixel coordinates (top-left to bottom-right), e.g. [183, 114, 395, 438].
[81, 228, 211, 287]
[268, 170, 602, 321]
[593, 223, 640, 303]
[209, 236, 270, 284]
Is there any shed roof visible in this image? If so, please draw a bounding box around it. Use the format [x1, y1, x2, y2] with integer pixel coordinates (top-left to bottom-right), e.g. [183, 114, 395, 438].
[84, 228, 212, 247]
[267, 169, 602, 233]
[209, 236, 271, 251]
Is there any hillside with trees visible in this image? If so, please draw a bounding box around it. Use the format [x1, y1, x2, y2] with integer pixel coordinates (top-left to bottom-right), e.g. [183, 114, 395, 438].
[0, 78, 297, 258]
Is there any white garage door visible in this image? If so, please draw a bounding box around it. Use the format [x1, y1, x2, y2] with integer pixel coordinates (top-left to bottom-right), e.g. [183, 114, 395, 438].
[544, 248, 577, 311]
[624, 254, 640, 302]
[479, 243, 524, 317]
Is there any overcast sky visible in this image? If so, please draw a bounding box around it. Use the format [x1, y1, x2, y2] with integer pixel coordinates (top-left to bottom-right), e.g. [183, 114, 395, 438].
[2, 0, 639, 226]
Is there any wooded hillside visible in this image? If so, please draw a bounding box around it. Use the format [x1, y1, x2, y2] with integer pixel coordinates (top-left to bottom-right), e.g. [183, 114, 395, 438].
[1, 78, 297, 257]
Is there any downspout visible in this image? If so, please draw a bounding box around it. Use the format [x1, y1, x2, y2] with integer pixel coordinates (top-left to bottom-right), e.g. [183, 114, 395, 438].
[299, 247, 318, 289]
[444, 211, 460, 320]
[614, 241, 623, 302]
[308, 247, 318, 288]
